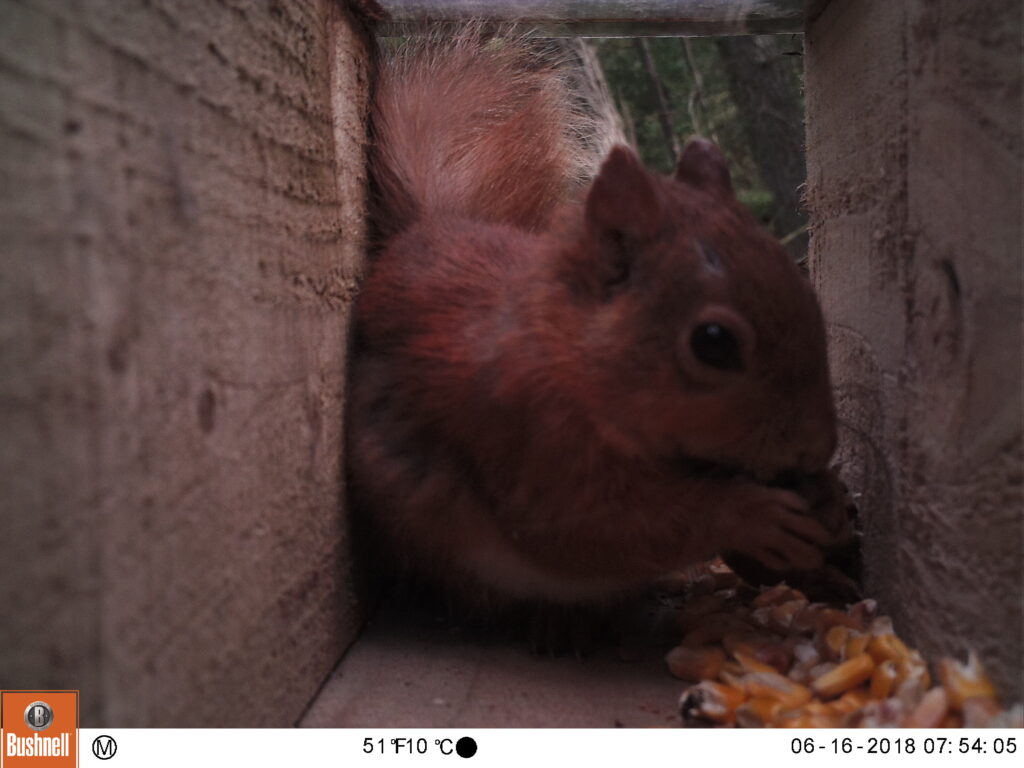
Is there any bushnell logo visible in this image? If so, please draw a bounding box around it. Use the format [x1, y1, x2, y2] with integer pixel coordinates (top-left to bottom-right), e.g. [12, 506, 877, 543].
[1, 690, 78, 766]
[23, 702, 53, 732]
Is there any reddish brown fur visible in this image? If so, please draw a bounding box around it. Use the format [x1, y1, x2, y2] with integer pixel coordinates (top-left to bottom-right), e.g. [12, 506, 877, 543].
[350, 33, 838, 611]
[370, 28, 595, 238]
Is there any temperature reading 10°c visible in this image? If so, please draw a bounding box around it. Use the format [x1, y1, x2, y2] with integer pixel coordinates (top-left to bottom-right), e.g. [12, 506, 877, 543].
[363, 737, 469, 756]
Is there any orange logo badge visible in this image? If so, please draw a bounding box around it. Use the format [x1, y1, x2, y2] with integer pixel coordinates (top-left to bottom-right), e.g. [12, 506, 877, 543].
[1, 691, 78, 767]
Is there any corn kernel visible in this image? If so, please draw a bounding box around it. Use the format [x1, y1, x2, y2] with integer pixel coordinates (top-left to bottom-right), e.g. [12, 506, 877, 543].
[988, 704, 1024, 728]
[679, 681, 746, 725]
[667, 560, 1019, 730]
[779, 713, 841, 728]
[677, 594, 727, 630]
[844, 633, 870, 661]
[681, 613, 744, 646]
[869, 616, 895, 636]
[735, 697, 783, 728]
[757, 644, 794, 675]
[869, 660, 899, 699]
[936, 653, 998, 710]
[822, 625, 849, 661]
[940, 712, 964, 728]
[849, 599, 878, 627]
[751, 584, 805, 609]
[817, 608, 863, 632]
[896, 653, 931, 689]
[832, 688, 871, 714]
[904, 687, 949, 728]
[733, 651, 778, 675]
[811, 653, 875, 699]
[868, 633, 910, 664]
[666, 645, 726, 683]
[790, 603, 824, 635]
[741, 671, 813, 709]
[961, 696, 1001, 727]
[769, 600, 807, 632]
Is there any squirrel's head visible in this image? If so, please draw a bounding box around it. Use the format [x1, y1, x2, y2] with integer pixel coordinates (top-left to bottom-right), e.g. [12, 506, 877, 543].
[553, 140, 836, 480]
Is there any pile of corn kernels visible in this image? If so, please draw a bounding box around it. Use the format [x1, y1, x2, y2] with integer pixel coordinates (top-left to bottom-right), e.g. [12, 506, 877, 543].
[666, 560, 1022, 728]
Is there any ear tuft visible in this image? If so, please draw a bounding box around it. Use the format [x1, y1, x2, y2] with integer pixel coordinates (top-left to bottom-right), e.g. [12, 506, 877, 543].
[675, 137, 734, 198]
[585, 145, 663, 239]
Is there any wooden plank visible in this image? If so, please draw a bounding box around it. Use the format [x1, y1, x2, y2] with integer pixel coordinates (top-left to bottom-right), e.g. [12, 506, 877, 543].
[300, 599, 683, 728]
[376, 0, 804, 37]
[805, 0, 1022, 701]
[0, 0, 371, 725]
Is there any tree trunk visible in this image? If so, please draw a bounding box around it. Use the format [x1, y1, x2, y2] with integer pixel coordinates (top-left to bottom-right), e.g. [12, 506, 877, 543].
[678, 37, 720, 145]
[634, 38, 681, 162]
[715, 35, 808, 260]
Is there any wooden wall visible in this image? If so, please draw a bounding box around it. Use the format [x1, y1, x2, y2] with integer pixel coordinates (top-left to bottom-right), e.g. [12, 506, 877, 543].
[0, 0, 372, 725]
[805, 0, 1022, 700]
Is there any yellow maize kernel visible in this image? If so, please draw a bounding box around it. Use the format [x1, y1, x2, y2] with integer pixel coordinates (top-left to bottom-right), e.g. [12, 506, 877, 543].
[735, 697, 783, 728]
[708, 560, 741, 590]
[868, 633, 910, 664]
[677, 594, 727, 630]
[817, 608, 864, 632]
[666, 645, 726, 683]
[749, 606, 774, 630]
[758, 643, 795, 674]
[720, 660, 745, 678]
[940, 712, 964, 728]
[896, 654, 931, 689]
[832, 688, 871, 714]
[848, 599, 878, 627]
[722, 630, 771, 655]
[769, 600, 807, 632]
[962, 696, 1002, 728]
[741, 671, 813, 710]
[988, 705, 1024, 728]
[823, 625, 849, 661]
[844, 633, 870, 661]
[808, 661, 838, 680]
[798, 700, 834, 718]
[936, 653, 998, 710]
[679, 681, 746, 725]
[811, 653, 876, 699]
[680, 613, 744, 646]
[719, 668, 747, 693]
[869, 660, 899, 700]
[751, 584, 805, 609]
[790, 603, 824, 635]
[779, 713, 841, 728]
[733, 651, 779, 675]
[869, 616, 895, 636]
[903, 687, 949, 728]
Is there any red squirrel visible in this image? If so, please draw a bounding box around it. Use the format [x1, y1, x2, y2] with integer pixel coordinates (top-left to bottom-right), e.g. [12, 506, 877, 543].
[348, 30, 840, 616]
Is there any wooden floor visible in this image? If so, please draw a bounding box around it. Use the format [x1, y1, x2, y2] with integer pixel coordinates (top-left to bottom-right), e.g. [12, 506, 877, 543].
[299, 597, 684, 728]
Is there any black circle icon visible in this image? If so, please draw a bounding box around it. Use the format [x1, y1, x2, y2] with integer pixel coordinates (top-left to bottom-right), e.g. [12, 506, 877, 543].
[455, 737, 477, 758]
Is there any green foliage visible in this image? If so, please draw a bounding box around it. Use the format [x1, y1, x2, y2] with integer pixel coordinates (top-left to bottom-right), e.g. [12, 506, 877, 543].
[593, 37, 800, 226]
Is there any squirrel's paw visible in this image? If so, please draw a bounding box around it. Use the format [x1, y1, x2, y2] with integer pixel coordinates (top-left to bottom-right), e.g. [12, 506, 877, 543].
[724, 486, 830, 572]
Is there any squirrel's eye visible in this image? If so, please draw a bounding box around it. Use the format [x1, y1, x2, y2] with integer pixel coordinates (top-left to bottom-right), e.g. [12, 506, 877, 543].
[690, 323, 743, 371]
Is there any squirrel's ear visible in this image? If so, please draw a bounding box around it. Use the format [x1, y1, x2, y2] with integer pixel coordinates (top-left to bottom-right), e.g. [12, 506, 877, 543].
[675, 137, 734, 198]
[585, 145, 663, 240]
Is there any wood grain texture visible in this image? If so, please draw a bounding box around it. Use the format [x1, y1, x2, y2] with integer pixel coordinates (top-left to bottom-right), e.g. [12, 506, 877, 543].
[805, 0, 1022, 700]
[0, 0, 371, 725]
[376, 0, 804, 37]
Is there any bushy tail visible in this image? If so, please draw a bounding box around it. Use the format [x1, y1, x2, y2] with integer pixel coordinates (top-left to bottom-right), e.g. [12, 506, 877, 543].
[369, 26, 623, 238]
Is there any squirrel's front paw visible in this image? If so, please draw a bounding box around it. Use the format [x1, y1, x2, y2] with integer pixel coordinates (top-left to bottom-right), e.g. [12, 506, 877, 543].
[722, 486, 830, 572]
